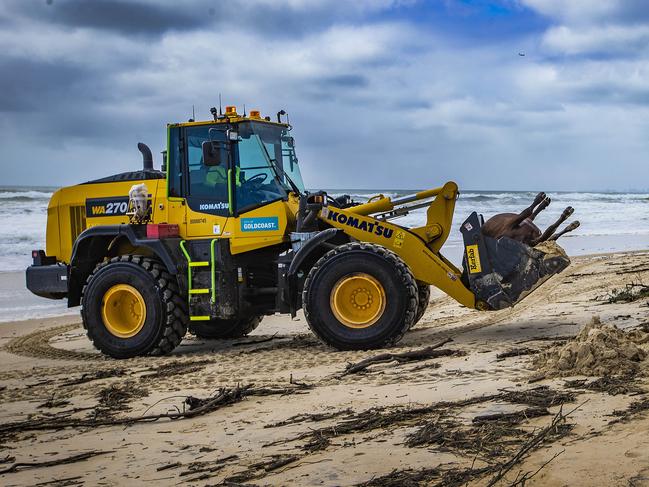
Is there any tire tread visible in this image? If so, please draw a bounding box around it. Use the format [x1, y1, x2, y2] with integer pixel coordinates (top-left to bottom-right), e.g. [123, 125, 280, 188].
[81, 255, 188, 357]
[302, 242, 418, 349]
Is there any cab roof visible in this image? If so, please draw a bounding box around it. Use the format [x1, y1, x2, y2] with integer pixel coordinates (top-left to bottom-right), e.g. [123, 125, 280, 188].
[169, 106, 289, 129]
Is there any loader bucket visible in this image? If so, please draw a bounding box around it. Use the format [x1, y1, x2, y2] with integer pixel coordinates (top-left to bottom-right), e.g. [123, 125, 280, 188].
[460, 212, 570, 310]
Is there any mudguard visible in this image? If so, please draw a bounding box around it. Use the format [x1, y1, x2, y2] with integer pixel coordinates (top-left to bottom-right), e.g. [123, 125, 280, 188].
[460, 212, 570, 310]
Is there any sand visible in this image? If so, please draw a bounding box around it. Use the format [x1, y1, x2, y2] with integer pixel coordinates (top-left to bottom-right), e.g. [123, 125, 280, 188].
[1, 250, 649, 486]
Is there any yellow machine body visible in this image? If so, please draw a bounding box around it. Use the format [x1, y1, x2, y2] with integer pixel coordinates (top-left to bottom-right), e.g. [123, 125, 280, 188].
[47, 178, 475, 310]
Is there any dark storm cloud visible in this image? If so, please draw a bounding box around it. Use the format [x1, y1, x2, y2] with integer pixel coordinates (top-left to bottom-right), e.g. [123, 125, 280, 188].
[6, 0, 389, 39]
[0, 57, 88, 111]
[17, 0, 207, 36]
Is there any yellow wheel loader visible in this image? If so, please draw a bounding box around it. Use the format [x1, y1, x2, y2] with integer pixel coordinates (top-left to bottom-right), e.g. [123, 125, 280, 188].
[26, 106, 570, 358]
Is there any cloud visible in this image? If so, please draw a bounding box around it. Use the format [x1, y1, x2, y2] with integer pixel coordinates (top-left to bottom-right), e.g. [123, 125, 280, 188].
[542, 23, 649, 55]
[0, 0, 647, 191]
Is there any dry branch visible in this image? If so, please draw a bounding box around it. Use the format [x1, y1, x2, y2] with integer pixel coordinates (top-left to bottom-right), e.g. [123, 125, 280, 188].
[0, 451, 111, 475]
[486, 403, 583, 486]
[340, 338, 456, 376]
[496, 348, 540, 360]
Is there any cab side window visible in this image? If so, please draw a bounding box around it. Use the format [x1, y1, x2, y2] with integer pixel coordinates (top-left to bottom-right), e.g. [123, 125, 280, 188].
[167, 127, 182, 198]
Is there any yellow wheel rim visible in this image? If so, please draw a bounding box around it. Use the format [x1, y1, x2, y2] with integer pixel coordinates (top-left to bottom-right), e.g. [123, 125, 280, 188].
[101, 284, 147, 338]
[330, 273, 386, 329]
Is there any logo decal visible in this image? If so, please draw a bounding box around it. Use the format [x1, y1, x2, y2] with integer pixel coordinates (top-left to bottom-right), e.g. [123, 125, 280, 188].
[241, 217, 279, 232]
[85, 197, 129, 217]
[199, 202, 229, 211]
[324, 210, 394, 239]
[466, 244, 482, 274]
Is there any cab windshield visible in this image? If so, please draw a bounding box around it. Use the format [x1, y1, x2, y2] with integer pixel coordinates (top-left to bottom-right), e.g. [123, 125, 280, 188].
[235, 122, 305, 211]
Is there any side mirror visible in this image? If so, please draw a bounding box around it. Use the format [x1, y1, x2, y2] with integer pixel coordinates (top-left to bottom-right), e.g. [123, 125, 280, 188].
[202, 141, 223, 166]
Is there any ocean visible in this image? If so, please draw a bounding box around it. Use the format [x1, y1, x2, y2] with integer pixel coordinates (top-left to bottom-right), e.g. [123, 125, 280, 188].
[1, 186, 648, 322]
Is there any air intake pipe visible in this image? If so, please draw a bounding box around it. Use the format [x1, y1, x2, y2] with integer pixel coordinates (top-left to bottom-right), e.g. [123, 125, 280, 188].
[137, 142, 154, 170]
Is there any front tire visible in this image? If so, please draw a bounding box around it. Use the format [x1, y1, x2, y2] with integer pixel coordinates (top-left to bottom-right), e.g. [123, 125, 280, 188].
[190, 316, 262, 340]
[412, 282, 431, 327]
[81, 255, 188, 359]
[303, 242, 418, 350]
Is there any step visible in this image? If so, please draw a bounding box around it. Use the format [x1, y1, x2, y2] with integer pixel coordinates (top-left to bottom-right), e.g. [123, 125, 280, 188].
[189, 288, 210, 295]
[189, 315, 210, 321]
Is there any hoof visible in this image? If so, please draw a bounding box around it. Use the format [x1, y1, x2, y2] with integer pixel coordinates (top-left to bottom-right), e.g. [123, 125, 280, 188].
[534, 192, 547, 204]
[566, 220, 580, 231]
[542, 196, 551, 207]
[563, 206, 574, 218]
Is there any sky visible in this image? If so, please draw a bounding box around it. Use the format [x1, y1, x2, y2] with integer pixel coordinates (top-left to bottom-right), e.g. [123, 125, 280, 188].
[0, 0, 647, 191]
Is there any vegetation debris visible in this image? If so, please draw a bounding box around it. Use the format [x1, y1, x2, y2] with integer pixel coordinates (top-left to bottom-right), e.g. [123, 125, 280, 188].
[602, 282, 649, 304]
[564, 375, 645, 396]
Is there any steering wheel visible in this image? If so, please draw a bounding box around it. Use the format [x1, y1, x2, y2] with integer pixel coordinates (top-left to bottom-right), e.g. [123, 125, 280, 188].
[243, 173, 267, 188]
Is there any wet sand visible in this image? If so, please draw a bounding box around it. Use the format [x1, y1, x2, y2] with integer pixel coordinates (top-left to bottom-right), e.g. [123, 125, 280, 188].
[0, 250, 649, 486]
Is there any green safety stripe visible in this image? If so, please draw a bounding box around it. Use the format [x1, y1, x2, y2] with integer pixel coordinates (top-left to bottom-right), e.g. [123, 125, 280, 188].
[210, 239, 218, 303]
[227, 169, 234, 216]
[189, 261, 209, 267]
[179, 240, 192, 294]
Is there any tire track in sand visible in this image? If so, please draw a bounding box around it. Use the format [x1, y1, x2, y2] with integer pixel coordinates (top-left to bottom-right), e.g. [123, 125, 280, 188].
[3, 259, 595, 366]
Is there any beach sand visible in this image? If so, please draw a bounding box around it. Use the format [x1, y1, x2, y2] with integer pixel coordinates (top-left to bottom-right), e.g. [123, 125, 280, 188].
[0, 250, 648, 486]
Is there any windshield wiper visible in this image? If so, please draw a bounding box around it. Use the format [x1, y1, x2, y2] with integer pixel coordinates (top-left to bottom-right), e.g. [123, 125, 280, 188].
[255, 136, 302, 196]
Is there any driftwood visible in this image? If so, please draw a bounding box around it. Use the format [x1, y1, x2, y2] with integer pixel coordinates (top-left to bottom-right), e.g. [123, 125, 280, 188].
[0, 451, 111, 475]
[175, 454, 239, 482]
[61, 368, 126, 386]
[496, 347, 540, 360]
[265, 408, 353, 428]
[472, 406, 550, 425]
[340, 339, 456, 376]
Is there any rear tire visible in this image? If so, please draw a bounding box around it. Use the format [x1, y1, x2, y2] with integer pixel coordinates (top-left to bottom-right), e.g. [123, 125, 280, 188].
[81, 255, 188, 359]
[190, 316, 262, 340]
[412, 282, 431, 327]
[303, 242, 418, 350]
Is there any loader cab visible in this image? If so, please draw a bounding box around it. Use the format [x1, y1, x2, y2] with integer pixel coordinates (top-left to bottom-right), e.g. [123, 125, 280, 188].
[166, 116, 305, 217]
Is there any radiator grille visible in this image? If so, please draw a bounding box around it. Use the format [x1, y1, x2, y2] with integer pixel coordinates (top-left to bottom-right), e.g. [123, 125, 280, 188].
[69, 205, 87, 243]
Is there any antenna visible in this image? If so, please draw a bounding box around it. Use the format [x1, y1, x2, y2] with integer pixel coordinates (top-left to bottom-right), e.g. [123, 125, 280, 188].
[219, 93, 223, 116]
[243, 103, 247, 117]
[192, 105, 195, 120]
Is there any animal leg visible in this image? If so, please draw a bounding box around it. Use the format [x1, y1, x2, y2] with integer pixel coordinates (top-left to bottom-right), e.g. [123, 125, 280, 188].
[530, 197, 551, 221]
[548, 221, 580, 241]
[511, 192, 547, 227]
[533, 206, 574, 244]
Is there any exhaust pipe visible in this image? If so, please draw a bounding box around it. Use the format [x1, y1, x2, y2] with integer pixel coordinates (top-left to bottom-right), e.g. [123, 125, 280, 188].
[137, 142, 154, 170]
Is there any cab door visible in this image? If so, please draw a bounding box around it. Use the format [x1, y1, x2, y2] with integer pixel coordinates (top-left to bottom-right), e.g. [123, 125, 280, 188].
[179, 125, 231, 238]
